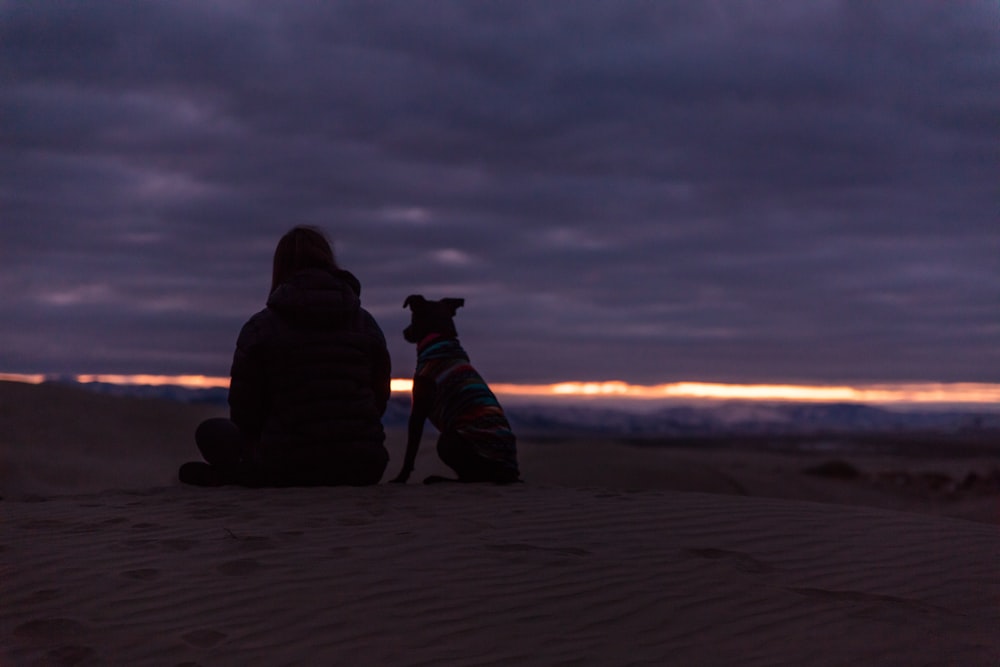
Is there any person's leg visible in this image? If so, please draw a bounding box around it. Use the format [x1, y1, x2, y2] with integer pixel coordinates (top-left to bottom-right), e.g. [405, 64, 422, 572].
[264, 441, 389, 487]
[309, 442, 389, 486]
[180, 418, 251, 486]
[195, 418, 243, 468]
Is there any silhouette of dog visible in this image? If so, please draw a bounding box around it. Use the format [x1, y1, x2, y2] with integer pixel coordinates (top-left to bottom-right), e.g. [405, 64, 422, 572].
[390, 295, 520, 484]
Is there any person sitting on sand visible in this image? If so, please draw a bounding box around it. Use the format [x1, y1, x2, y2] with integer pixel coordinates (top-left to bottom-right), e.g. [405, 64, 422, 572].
[180, 225, 391, 487]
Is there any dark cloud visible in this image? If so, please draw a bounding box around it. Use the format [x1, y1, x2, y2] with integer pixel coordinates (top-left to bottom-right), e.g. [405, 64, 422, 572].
[2, 0, 998, 384]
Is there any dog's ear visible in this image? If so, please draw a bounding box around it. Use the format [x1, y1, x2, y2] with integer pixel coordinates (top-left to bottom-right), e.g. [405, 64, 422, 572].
[442, 298, 465, 315]
[403, 294, 425, 310]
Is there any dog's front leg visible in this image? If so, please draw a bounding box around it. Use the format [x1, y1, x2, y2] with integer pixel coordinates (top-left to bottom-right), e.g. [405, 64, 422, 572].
[390, 377, 435, 483]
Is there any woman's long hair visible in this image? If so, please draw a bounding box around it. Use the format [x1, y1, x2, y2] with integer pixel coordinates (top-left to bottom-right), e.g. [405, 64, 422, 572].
[271, 225, 338, 294]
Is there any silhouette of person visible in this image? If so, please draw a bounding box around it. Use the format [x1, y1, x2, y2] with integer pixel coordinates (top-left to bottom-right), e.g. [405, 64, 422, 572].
[180, 225, 391, 486]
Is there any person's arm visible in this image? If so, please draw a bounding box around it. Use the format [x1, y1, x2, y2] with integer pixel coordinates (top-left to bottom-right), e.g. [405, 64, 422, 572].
[390, 375, 435, 483]
[362, 310, 391, 416]
[228, 319, 266, 443]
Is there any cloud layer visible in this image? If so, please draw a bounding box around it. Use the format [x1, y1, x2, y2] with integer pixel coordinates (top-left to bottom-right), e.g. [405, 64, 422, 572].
[3, 1, 998, 384]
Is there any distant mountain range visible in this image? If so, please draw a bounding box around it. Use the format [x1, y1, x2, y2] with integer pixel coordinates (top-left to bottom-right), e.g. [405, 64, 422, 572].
[504, 400, 1000, 441]
[63, 380, 1000, 440]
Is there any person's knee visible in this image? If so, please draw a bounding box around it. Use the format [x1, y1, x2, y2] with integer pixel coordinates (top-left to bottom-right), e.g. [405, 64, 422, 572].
[196, 418, 234, 445]
[195, 418, 242, 467]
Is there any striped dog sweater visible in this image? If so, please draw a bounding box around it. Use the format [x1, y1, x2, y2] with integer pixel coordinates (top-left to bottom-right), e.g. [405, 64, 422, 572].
[415, 337, 518, 473]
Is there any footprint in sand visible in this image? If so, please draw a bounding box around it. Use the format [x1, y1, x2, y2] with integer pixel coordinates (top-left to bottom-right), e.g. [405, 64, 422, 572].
[17, 518, 67, 530]
[46, 645, 97, 665]
[182, 629, 227, 648]
[222, 530, 275, 552]
[305, 517, 330, 528]
[130, 522, 159, 531]
[159, 538, 199, 552]
[485, 543, 591, 556]
[338, 515, 375, 526]
[115, 538, 156, 552]
[100, 517, 129, 526]
[217, 558, 262, 576]
[787, 586, 955, 615]
[237, 536, 274, 552]
[14, 617, 87, 640]
[356, 498, 387, 517]
[122, 568, 160, 580]
[683, 547, 775, 574]
[187, 504, 241, 521]
[460, 519, 496, 533]
[15, 589, 61, 605]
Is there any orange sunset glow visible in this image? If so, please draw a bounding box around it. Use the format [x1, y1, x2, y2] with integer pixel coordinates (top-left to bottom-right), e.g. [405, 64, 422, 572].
[3, 373, 999, 407]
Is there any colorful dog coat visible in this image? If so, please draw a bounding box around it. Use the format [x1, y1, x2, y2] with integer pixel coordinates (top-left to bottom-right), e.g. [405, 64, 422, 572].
[414, 337, 518, 473]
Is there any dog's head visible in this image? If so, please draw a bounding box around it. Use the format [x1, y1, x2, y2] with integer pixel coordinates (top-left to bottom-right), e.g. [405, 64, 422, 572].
[403, 294, 465, 344]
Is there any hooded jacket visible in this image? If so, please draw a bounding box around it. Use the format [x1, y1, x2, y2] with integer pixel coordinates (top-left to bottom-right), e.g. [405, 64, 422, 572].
[227, 267, 390, 478]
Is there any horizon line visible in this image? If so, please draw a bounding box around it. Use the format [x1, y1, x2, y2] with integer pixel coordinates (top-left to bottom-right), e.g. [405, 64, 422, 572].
[2, 372, 1000, 406]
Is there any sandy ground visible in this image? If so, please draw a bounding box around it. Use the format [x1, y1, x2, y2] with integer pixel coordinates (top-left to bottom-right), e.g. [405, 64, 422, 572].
[2, 381, 999, 665]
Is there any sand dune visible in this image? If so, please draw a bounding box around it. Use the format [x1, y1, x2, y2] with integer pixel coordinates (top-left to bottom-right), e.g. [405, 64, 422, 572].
[2, 381, 999, 665]
[5, 484, 999, 665]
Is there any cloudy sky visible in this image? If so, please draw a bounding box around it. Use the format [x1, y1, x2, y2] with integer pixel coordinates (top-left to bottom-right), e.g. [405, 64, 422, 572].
[2, 1, 998, 387]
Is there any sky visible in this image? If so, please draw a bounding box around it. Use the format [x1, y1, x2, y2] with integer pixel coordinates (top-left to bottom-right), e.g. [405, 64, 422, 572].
[2, 1, 998, 389]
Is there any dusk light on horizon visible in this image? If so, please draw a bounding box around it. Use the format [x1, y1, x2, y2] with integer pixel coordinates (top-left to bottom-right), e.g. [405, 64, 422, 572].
[3, 373, 1000, 408]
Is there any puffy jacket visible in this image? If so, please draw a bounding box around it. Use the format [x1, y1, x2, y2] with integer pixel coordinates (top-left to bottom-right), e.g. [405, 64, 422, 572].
[228, 267, 390, 482]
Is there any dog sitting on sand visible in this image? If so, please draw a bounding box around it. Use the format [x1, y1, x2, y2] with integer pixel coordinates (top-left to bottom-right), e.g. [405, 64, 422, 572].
[390, 295, 520, 484]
